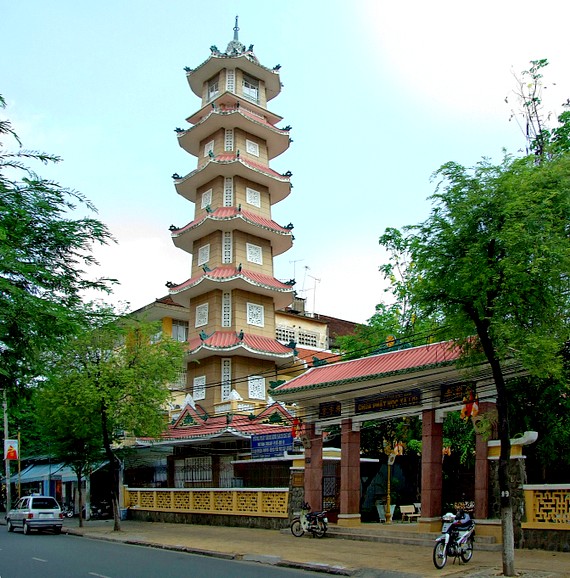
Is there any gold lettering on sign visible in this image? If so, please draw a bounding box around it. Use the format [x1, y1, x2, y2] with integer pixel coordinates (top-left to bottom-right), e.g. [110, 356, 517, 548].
[355, 389, 421, 415]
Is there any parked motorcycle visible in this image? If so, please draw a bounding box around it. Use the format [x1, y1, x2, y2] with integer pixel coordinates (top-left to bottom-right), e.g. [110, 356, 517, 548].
[290, 502, 328, 538]
[433, 510, 475, 569]
[61, 504, 75, 518]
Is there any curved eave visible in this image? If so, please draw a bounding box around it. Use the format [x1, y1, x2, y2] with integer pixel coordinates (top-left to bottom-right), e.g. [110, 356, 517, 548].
[187, 54, 281, 101]
[187, 334, 295, 367]
[169, 272, 294, 310]
[178, 110, 290, 159]
[187, 93, 283, 127]
[174, 158, 291, 205]
[171, 213, 293, 256]
[187, 342, 295, 366]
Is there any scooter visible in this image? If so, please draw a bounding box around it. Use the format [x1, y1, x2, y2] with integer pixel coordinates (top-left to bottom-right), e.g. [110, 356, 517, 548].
[290, 502, 328, 538]
[433, 510, 475, 569]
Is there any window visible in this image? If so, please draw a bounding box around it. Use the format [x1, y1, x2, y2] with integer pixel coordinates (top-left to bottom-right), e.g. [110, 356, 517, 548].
[247, 303, 264, 327]
[195, 303, 208, 327]
[242, 74, 259, 102]
[222, 292, 232, 327]
[248, 375, 266, 400]
[197, 244, 210, 266]
[246, 187, 261, 207]
[201, 189, 212, 209]
[204, 140, 214, 157]
[173, 370, 187, 388]
[208, 76, 219, 101]
[224, 177, 233, 206]
[245, 139, 259, 157]
[298, 331, 318, 348]
[221, 358, 232, 401]
[224, 128, 234, 151]
[276, 326, 295, 343]
[222, 231, 232, 263]
[226, 69, 235, 93]
[193, 375, 206, 400]
[246, 243, 262, 265]
[172, 320, 189, 342]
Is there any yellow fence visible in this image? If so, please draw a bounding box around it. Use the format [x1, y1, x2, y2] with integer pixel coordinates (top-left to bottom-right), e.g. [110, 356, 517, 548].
[124, 487, 289, 518]
[523, 485, 570, 530]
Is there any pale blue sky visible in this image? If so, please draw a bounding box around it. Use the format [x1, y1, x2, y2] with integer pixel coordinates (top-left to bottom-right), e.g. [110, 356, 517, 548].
[2, 0, 569, 323]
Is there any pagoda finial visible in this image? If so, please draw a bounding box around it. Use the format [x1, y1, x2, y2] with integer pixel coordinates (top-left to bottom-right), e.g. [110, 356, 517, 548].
[233, 15, 239, 41]
[226, 16, 246, 55]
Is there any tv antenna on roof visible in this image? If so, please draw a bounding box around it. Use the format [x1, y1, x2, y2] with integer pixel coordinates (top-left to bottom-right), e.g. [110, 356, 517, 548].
[289, 259, 304, 280]
[308, 274, 321, 315]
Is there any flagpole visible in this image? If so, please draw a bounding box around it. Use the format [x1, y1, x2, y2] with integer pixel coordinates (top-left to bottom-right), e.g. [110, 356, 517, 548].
[3, 389, 10, 512]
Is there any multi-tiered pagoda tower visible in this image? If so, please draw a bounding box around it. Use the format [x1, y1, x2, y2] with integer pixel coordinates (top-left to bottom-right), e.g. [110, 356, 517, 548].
[168, 20, 295, 417]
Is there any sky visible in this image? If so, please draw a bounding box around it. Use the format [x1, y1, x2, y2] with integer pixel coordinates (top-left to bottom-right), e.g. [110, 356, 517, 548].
[2, 0, 570, 324]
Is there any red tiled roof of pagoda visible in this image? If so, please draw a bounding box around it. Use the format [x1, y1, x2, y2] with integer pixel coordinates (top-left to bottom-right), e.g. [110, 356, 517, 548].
[149, 413, 292, 442]
[212, 153, 288, 180]
[172, 207, 290, 235]
[275, 341, 461, 392]
[187, 106, 287, 132]
[187, 330, 294, 355]
[170, 266, 292, 292]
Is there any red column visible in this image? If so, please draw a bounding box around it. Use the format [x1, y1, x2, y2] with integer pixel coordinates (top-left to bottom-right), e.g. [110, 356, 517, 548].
[421, 409, 443, 521]
[474, 401, 496, 520]
[304, 422, 323, 511]
[338, 418, 361, 526]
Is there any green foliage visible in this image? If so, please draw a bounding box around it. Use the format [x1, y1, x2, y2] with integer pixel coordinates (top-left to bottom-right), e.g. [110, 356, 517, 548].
[0, 94, 115, 402]
[405, 151, 570, 377]
[43, 305, 186, 529]
[443, 412, 476, 467]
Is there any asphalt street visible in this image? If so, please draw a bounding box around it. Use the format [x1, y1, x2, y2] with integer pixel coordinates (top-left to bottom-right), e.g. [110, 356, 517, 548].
[0, 530, 325, 578]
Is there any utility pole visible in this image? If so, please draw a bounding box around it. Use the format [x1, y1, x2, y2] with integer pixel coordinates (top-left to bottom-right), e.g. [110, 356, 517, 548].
[3, 389, 11, 512]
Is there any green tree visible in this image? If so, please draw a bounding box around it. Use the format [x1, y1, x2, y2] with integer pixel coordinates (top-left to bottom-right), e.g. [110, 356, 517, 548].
[46, 307, 186, 531]
[380, 136, 570, 576]
[36, 378, 105, 527]
[0, 94, 114, 400]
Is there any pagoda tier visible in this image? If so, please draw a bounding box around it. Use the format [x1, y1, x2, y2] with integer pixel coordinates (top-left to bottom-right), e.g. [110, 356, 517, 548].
[186, 331, 294, 365]
[186, 93, 283, 128]
[168, 265, 294, 310]
[173, 153, 291, 204]
[171, 206, 293, 256]
[178, 104, 290, 160]
[186, 48, 281, 102]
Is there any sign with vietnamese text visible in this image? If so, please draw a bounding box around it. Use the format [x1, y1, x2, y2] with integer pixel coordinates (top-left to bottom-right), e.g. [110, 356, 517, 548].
[355, 389, 421, 415]
[251, 432, 293, 459]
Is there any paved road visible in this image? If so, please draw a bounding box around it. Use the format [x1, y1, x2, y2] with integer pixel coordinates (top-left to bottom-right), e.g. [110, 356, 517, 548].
[0, 530, 326, 578]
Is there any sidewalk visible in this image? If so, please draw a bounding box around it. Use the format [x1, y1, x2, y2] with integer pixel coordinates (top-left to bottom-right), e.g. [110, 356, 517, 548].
[60, 519, 570, 577]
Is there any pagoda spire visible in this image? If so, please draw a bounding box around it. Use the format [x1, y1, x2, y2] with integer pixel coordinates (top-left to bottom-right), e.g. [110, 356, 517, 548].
[233, 15, 239, 41]
[226, 15, 246, 55]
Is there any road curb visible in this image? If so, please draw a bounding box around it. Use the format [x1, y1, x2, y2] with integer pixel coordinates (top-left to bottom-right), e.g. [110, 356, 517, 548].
[64, 526, 355, 575]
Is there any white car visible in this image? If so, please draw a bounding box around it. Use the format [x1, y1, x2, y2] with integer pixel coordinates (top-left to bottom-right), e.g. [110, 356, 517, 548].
[6, 495, 63, 534]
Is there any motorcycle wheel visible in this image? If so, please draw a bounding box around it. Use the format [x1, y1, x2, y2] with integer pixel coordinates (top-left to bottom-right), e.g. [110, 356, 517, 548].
[313, 520, 327, 538]
[460, 537, 474, 563]
[433, 541, 448, 569]
[290, 518, 304, 537]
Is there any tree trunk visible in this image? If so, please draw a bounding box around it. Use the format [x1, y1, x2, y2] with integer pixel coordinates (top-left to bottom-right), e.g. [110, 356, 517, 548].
[76, 470, 83, 528]
[476, 326, 516, 576]
[100, 403, 121, 532]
